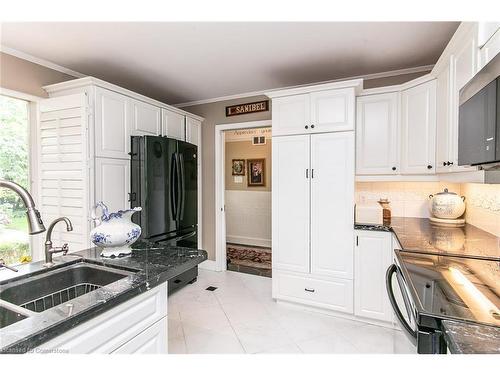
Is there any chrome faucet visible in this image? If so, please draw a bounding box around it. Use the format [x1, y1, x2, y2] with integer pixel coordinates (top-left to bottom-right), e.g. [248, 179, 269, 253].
[44, 217, 73, 267]
[0, 179, 46, 234]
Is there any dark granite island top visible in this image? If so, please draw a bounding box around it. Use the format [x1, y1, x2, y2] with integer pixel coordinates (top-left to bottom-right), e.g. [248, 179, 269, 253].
[442, 320, 500, 354]
[355, 217, 500, 260]
[0, 244, 207, 353]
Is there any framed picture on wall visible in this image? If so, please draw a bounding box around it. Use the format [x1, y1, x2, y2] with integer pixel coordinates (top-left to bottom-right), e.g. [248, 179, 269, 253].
[247, 158, 265, 186]
[232, 159, 246, 176]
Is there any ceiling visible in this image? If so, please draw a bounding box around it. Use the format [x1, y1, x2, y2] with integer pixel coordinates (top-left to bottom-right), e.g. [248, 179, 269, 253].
[0, 22, 459, 105]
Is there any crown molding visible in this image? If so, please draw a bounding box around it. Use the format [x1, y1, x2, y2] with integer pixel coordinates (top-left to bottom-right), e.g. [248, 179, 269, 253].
[175, 64, 434, 107]
[0, 45, 86, 78]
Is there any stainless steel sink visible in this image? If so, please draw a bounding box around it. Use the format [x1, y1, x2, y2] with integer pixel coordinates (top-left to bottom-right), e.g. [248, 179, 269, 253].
[0, 306, 27, 329]
[0, 262, 136, 313]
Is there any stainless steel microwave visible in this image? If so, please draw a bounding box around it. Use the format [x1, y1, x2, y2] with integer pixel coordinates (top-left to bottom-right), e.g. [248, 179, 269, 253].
[458, 53, 500, 166]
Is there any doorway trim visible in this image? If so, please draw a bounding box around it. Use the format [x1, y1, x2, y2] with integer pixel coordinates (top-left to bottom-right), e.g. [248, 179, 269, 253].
[214, 119, 272, 272]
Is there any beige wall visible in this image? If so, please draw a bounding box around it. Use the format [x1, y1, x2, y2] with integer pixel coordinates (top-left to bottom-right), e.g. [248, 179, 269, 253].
[0, 52, 76, 97]
[225, 139, 272, 192]
[183, 95, 271, 260]
[363, 71, 430, 89]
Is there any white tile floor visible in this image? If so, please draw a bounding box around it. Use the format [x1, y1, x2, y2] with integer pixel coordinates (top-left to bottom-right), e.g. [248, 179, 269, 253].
[168, 269, 416, 354]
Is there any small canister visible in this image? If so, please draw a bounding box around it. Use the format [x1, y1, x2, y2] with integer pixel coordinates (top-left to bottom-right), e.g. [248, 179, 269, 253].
[378, 198, 392, 226]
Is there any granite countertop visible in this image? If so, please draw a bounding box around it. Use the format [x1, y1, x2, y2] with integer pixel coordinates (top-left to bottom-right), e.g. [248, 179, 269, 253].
[355, 216, 500, 260]
[442, 320, 500, 354]
[0, 244, 207, 353]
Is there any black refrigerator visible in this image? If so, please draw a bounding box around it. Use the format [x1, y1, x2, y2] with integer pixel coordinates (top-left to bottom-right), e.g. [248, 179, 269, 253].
[130, 135, 199, 292]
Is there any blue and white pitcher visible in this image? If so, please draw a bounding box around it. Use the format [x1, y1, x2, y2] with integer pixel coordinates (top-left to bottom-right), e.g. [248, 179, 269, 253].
[90, 201, 142, 257]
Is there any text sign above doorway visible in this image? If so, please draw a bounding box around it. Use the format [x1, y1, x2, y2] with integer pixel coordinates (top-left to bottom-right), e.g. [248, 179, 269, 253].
[225, 100, 269, 117]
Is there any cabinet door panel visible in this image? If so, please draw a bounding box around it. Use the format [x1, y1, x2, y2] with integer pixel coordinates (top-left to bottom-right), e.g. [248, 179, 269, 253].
[435, 65, 453, 172]
[162, 109, 185, 140]
[310, 132, 354, 279]
[400, 80, 437, 174]
[95, 158, 130, 213]
[272, 94, 310, 136]
[354, 231, 393, 322]
[272, 135, 310, 273]
[95, 88, 130, 159]
[356, 93, 399, 175]
[113, 318, 167, 354]
[131, 99, 161, 136]
[186, 117, 201, 145]
[310, 88, 354, 132]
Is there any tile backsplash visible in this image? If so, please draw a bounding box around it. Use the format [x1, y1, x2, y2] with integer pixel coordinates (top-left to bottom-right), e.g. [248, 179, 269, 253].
[355, 181, 500, 236]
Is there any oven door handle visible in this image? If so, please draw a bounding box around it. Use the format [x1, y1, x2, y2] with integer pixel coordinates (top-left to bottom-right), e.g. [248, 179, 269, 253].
[386, 264, 417, 346]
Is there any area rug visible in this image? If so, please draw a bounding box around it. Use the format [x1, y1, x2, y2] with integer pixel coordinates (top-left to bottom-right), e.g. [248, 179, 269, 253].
[226, 243, 272, 270]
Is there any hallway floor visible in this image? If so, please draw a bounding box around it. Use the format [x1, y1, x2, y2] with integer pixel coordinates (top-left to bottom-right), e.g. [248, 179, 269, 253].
[168, 269, 415, 354]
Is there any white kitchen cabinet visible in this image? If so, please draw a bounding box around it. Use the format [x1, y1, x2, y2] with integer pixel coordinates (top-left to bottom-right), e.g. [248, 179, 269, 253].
[270, 87, 356, 136]
[272, 135, 310, 274]
[435, 64, 454, 173]
[273, 271, 354, 314]
[478, 27, 500, 69]
[37, 282, 168, 354]
[186, 116, 201, 146]
[356, 93, 399, 175]
[113, 317, 167, 354]
[310, 132, 354, 279]
[400, 80, 437, 175]
[354, 230, 393, 323]
[130, 99, 161, 136]
[95, 157, 130, 213]
[94, 87, 130, 159]
[310, 88, 355, 133]
[40, 77, 203, 250]
[271, 94, 310, 136]
[162, 108, 185, 140]
[272, 130, 355, 313]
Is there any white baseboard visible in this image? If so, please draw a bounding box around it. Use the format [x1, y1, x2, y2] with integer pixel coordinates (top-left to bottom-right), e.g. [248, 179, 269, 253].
[226, 235, 271, 248]
[198, 259, 218, 271]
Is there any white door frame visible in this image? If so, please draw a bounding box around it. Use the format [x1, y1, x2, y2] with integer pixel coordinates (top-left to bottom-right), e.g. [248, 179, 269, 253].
[214, 120, 272, 272]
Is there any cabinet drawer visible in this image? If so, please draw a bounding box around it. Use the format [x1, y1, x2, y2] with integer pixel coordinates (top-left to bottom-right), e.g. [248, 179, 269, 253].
[112, 317, 167, 354]
[275, 272, 353, 313]
[37, 283, 167, 353]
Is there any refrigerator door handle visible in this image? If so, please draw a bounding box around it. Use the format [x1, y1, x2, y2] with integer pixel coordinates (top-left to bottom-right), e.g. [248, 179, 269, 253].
[170, 154, 177, 221]
[179, 153, 186, 221]
[175, 153, 182, 222]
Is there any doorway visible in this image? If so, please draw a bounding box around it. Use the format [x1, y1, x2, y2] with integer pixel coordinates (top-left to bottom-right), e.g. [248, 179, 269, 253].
[214, 120, 272, 275]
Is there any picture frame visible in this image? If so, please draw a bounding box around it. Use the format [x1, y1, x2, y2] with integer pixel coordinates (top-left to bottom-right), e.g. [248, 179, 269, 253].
[247, 158, 265, 186]
[232, 159, 246, 176]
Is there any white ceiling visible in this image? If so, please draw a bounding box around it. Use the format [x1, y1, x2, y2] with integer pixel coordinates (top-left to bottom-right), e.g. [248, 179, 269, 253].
[0, 22, 459, 105]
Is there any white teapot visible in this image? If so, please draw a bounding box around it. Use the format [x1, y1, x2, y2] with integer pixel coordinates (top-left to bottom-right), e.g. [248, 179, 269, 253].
[428, 188, 466, 219]
[90, 201, 142, 257]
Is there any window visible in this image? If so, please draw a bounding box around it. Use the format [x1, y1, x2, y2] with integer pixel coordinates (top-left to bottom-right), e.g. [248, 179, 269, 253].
[0, 95, 31, 265]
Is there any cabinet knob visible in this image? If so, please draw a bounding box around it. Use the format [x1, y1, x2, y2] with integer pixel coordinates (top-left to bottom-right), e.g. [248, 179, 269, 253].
[447, 161, 454, 166]
[310, 124, 315, 129]
[305, 125, 309, 129]
[392, 167, 397, 171]
[443, 161, 447, 166]
[427, 165, 433, 169]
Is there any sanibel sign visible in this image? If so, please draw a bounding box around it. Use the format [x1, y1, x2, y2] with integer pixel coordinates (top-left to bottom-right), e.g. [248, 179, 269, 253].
[225, 100, 269, 117]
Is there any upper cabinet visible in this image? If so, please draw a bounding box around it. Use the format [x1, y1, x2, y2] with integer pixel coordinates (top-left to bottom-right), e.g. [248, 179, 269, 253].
[186, 117, 201, 146]
[400, 80, 437, 175]
[271, 94, 310, 136]
[162, 109, 185, 140]
[94, 87, 130, 159]
[130, 99, 161, 136]
[310, 88, 355, 133]
[270, 86, 357, 136]
[356, 92, 399, 175]
[435, 64, 453, 173]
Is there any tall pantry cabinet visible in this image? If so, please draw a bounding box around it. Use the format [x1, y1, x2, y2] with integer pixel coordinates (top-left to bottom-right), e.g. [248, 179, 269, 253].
[37, 77, 203, 254]
[267, 80, 361, 314]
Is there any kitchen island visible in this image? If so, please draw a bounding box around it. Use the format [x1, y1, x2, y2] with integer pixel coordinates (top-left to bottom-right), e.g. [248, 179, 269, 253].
[0, 244, 207, 354]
